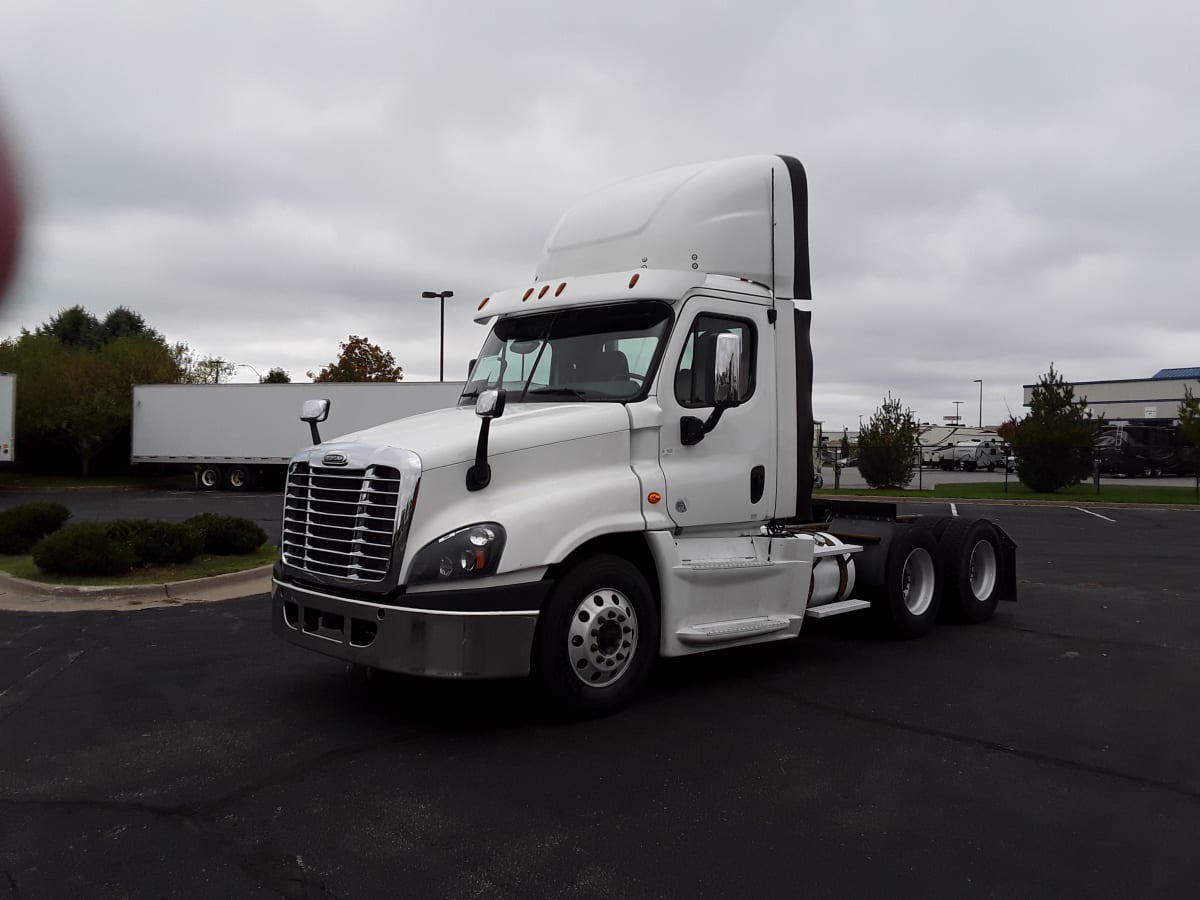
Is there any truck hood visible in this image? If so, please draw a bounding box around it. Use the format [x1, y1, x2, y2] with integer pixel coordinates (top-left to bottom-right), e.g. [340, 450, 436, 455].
[320, 402, 631, 470]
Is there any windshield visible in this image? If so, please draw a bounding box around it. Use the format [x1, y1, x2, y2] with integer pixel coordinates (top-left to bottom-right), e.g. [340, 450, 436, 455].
[461, 301, 672, 404]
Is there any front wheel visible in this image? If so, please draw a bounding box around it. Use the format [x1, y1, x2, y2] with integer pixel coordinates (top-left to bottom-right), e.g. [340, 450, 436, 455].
[533, 554, 659, 717]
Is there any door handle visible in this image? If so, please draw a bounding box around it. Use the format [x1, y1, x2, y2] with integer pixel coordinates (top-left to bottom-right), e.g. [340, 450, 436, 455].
[750, 465, 765, 503]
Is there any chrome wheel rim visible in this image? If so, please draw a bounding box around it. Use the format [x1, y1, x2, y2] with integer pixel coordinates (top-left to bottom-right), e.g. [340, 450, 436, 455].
[901, 548, 936, 616]
[200, 469, 218, 487]
[567, 588, 638, 687]
[968, 540, 997, 601]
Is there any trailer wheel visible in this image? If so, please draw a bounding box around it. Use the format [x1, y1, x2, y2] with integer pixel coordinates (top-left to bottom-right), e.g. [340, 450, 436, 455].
[871, 525, 940, 639]
[938, 518, 1004, 624]
[226, 465, 254, 491]
[197, 465, 222, 491]
[532, 554, 658, 717]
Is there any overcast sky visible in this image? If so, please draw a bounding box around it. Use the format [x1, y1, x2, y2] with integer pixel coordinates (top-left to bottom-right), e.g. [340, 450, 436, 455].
[1, 0, 1196, 432]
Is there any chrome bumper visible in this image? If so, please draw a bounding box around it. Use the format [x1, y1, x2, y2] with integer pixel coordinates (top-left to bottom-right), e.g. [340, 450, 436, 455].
[272, 578, 544, 679]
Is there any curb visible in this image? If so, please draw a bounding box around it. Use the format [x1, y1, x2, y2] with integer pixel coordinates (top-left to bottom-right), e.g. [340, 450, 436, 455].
[0, 564, 273, 613]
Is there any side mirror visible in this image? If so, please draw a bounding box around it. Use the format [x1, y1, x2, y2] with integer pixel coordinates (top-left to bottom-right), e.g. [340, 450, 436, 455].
[713, 332, 742, 406]
[475, 388, 506, 420]
[300, 399, 330, 423]
[300, 399, 330, 445]
[467, 389, 507, 491]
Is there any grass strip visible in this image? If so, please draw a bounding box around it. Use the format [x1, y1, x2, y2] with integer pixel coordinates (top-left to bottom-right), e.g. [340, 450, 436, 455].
[817, 482, 1200, 505]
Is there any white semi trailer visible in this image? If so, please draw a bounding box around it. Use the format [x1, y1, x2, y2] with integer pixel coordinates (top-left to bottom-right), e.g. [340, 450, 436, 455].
[272, 156, 1018, 715]
[0, 373, 14, 465]
[132, 382, 464, 490]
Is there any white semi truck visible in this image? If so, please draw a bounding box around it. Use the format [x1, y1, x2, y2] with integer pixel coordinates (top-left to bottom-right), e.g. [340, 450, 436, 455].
[132, 382, 464, 490]
[273, 156, 1017, 715]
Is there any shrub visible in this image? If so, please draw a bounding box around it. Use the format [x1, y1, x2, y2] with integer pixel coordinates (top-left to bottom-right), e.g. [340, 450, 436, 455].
[857, 393, 920, 489]
[0, 502, 72, 554]
[184, 513, 268, 555]
[1010, 364, 1103, 493]
[105, 519, 204, 565]
[32, 523, 138, 576]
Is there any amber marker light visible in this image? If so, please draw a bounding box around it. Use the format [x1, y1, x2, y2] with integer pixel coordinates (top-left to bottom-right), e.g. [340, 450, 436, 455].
[478, 297, 490, 310]
[628, 272, 640, 288]
[522, 287, 534, 301]
[537, 284, 550, 298]
[555, 282, 566, 296]
[647, 492, 662, 504]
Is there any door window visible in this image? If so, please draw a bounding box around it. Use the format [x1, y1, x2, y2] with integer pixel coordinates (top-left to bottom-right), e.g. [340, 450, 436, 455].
[674, 315, 756, 408]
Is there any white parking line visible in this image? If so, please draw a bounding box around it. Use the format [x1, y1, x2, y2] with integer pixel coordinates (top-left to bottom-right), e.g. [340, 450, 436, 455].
[1073, 507, 1116, 523]
[949, 503, 958, 517]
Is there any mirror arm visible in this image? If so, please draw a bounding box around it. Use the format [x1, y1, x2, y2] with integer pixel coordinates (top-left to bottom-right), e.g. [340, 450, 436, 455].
[308, 422, 322, 445]
[466, 420, 492, 491]
[680, 400, 736, 446]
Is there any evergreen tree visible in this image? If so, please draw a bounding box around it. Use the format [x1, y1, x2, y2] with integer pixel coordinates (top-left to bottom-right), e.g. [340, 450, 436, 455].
[857, 393, 920, 488]
[261, 367, 291, 383]
[1009, 364, 1102, 492]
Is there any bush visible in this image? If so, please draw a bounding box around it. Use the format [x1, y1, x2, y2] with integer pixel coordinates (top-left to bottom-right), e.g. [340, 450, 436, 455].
[857, 393, 920, 489]
[0, 502, 72, 554]
[105, 519, 204, 565]
[1010, 364, 1103, 493]
[184, 513, 268, 555]
[32, 523, 138, 576]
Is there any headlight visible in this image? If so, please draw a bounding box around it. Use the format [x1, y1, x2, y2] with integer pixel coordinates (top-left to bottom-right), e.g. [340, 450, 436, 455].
[408, 523, 506, 586]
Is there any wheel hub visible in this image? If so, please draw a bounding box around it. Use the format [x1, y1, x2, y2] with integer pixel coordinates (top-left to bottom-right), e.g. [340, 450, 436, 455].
[567, 589, 638, 687]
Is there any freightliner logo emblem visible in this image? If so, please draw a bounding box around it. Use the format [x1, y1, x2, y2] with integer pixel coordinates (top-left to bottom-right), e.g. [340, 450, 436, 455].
[322, 452, 348, 466]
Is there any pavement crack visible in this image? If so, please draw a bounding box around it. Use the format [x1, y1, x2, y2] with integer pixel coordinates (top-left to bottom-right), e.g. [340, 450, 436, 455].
[2, 870, 20, 899]
[990, 622, 1179, 652]
[755, 681, 1200, 801]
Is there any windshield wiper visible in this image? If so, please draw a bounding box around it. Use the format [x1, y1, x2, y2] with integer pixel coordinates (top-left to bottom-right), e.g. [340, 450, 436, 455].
[525, 386, 593, 400]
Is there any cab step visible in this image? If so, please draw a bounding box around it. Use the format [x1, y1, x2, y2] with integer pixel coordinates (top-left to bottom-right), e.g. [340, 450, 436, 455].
[676, 615, 793, 644]
[804, 598, 872, 619]
[680, 558, 777, 571]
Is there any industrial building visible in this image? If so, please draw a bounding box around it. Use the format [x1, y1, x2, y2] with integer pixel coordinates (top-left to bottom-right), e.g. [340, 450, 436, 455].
[1022, 368, 1200, 425]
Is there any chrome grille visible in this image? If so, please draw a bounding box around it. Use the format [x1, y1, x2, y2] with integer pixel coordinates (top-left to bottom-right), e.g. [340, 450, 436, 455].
[281, 462, 404, 581]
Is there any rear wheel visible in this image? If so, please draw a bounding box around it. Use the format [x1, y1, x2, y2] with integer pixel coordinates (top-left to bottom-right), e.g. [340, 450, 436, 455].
[871, 525, 940, 639]
[197, 465, 222, 490]
[533, 554, 658, 717]
[938, 517, 1005, 623]
[226, 465, 254, 491]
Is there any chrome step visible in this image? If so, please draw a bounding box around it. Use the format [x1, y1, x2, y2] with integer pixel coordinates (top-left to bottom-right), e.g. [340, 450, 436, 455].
[676, 615, 792, 644]
[680, 558, 776, 571]
[804, 598, 872, 619]
[812, 542, 863, 558]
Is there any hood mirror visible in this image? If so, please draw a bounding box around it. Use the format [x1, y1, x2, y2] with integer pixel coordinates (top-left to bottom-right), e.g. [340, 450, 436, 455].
[468, 389, 506, 491]
[300, 398, 331, 445]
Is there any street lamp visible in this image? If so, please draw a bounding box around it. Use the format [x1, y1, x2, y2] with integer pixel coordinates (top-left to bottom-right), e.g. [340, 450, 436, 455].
[421, 290, 454, 382]
[235, 363, 262, 382]
[952, 400, 963, 424]
[973, 379, 983, 428]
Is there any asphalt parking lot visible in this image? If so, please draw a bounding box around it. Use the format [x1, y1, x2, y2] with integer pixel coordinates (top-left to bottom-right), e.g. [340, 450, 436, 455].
[1, 493, 1198, 898]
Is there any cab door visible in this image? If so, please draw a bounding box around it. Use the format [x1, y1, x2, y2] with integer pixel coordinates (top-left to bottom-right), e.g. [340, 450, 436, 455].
[656, 296, 776, 529]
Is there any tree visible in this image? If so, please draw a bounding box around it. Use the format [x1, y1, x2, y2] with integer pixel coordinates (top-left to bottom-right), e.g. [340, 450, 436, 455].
[857, 393, 920, 488]
[261, 367, 291, 384]
[1008, 364, 1103, 493]
[313, 335, 403, 382]
[0, 332, 181, 475]
[102, 306, 159, 343]
[170, 343, 235, 384]
[37, 305, 103, 348]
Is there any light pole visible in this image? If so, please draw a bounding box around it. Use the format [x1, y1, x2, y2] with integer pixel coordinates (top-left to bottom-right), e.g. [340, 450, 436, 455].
[953, 400, 963, 424]
[421, 291, 454, 382]
[235, 363, 262, 382]
[973, 379, 983, 427]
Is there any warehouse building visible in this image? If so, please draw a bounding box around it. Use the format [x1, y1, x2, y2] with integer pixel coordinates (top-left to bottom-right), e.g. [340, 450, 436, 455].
[1022, 368, 1200, 425]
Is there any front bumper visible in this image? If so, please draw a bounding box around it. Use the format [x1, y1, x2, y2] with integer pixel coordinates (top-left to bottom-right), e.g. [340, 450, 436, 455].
[272, 577, 549, 679]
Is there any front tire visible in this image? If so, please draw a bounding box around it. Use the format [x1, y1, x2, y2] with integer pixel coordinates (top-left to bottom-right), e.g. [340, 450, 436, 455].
[533, 554, 659, 717]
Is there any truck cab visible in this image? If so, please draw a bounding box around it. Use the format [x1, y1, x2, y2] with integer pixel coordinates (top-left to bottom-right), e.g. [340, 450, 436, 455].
[273, 155, 1017, 715]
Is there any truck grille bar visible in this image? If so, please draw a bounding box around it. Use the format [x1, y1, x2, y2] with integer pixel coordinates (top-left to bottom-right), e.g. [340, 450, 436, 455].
[281, 462, 406, 581]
